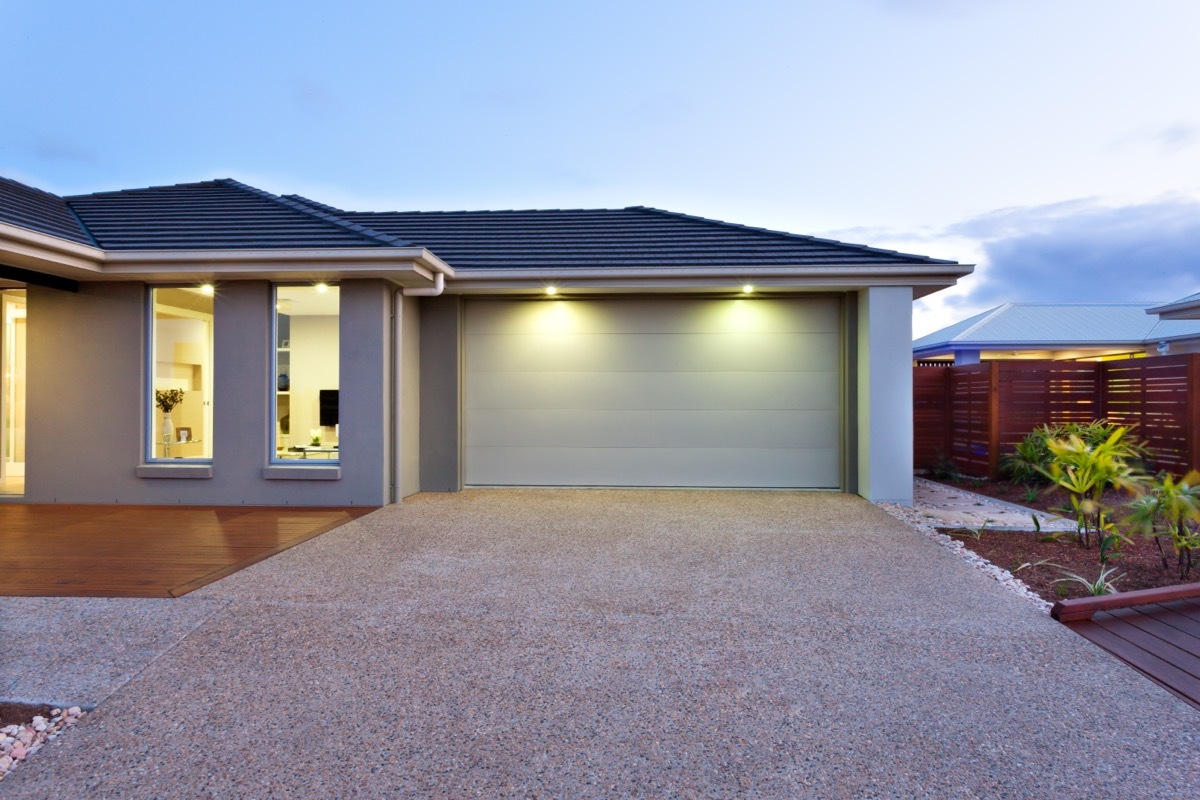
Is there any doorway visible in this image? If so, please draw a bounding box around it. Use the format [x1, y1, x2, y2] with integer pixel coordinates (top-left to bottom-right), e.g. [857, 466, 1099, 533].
[1, 290, 26, 495]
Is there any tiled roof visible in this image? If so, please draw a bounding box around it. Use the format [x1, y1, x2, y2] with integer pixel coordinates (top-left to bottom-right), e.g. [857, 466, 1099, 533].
[65, 180, 411, 250]
[3, 174, 963, 271]
[297, 204, 955, 270]
[914, 303, 1200, 350]
[0, 177, 94, 245]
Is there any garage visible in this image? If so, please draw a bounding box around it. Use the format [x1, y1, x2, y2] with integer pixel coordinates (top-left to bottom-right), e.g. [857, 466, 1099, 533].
[463, 296, 843, 488]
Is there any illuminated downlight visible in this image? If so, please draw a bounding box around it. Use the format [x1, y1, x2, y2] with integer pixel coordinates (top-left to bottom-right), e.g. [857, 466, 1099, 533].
[545, 286, 558, 296]
[199, 284, 215, 296]
[742, 284, 755, 294]
[315, 282, 330, 293]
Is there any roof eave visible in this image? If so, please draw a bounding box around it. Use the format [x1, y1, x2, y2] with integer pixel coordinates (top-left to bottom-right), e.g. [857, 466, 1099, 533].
[444, 263, 974, 296]
[1147, 299, 1200, 320]
[913, 341, 1151, 355]
[0, 222, 453, 288]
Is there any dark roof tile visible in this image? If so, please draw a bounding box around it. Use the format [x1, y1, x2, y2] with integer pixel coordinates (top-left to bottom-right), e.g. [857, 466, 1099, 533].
[65, 180, 410, 250]
[329, 205, 954, 270]
[0, 177, 94, 245]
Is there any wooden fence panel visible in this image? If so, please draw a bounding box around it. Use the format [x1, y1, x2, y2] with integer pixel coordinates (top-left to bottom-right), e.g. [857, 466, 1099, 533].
[1103, 354, 1200, 475]
[946, 364, 994, 478]
[914, 354, 1200, 480]
[913, 366, 950, 469]
[996, 361, 1101, 462]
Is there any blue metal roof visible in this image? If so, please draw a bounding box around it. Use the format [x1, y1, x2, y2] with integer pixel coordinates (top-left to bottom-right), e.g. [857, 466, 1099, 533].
[914, 302, 1200, 353]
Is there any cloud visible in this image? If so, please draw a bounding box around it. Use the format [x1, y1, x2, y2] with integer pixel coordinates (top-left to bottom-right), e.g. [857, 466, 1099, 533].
[946, 198, 1200, 308]
[1111, 121, 1199, 154]
[29, 134, 97, 163]
[291, 77, 341, 116]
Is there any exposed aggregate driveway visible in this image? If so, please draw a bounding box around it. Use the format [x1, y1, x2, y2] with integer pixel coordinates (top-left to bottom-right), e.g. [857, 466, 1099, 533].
[6, 490, 1200, 798]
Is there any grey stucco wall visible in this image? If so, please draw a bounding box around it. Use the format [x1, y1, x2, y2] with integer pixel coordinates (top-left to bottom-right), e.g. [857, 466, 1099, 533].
[855, 286, 914, 505]
[22, 280, 391, 506]
[419, 295, 462, 492]
[400, 294, 421, 498]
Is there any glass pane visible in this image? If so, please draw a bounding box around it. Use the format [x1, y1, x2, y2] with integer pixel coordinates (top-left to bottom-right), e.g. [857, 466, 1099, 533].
[1, 290, 26, 495]
[151, 287, 213, 460]
[274, 285, 339, 461]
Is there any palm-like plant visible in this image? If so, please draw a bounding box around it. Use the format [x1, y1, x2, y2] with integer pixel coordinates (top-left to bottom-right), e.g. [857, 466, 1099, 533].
[1037, 427, 1149, 553]
[1125, 470, 1200, 578]
[1054, 565, 1125, 596]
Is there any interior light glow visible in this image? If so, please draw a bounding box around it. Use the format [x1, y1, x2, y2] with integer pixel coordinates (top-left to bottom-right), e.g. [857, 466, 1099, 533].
[545, 286, 558, 296]
[742, 284, 755, 294]
[315, 282, 329, 293]
[199, 284, 215, 296]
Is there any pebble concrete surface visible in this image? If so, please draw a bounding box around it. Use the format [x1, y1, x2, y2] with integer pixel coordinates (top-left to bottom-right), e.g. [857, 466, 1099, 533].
[6, 490, 1200, 798]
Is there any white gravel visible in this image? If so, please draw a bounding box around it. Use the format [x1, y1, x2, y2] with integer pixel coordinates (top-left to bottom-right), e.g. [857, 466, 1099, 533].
[877, 500, 1054, 614]
[0, 707, 87, 782]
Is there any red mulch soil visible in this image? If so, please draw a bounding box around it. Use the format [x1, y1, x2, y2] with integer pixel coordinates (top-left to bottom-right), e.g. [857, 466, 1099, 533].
[952, 527, 1196, 602]
[927, 477, 1196, 602]
[0, 702, 54, 728]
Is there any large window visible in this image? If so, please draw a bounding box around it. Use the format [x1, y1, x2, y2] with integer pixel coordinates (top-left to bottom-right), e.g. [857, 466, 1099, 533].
[273, 284, 339, 462]
[1, 290, 26, 495]
[149, 287, 214, 461]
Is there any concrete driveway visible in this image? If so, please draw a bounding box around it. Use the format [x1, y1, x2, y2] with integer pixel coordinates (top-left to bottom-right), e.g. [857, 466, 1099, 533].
[5, 490, 1200, 798]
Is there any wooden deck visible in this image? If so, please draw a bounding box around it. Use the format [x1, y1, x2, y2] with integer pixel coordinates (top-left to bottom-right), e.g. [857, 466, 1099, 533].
[0, 504, 375, 598]
[1054, 585, 1200, 711]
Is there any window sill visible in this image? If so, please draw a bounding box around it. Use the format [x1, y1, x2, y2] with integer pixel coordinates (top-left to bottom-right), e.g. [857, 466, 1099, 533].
[136, 463, 213, 479]
[261, 465, 342, 481]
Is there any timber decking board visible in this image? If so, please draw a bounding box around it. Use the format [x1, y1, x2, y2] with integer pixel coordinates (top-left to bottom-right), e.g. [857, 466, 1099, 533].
[0, 504, 375, 598]
[1066, 599, 1200, 711]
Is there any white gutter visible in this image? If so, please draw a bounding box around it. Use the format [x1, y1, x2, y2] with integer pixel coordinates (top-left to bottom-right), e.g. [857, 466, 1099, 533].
[401, 271, 444, 296]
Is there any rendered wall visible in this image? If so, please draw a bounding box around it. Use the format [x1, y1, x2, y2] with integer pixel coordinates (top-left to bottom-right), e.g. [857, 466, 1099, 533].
[419, 295, 462, 492]
[22, 280, 391, 506]
[856, 286, 914, 505]
[400, 294, 421, 498]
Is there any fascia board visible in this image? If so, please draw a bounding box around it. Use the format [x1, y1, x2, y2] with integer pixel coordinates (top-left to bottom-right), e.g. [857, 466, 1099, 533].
[0, 221, 105, 274]
[445, 264, 973, 280]
[950, 340, 1148, 349]
[1148, 301, 1200, 320]
[445, 264, 974, 296]
[0, 234, 454, 288]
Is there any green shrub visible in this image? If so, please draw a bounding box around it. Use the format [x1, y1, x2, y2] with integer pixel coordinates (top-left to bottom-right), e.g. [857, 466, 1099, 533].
[1038, 426, 1150, 557]
[1125, 470, 1200, 578]
[1002, 419, 1150, 486]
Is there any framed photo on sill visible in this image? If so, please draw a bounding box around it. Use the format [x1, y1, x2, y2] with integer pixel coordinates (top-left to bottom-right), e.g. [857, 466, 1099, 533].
[176, 427, 193, 443]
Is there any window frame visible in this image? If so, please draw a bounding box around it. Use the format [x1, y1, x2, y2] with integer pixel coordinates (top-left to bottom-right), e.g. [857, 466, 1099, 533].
[145, 285, 214, 464]
[269, 284, 341, 466]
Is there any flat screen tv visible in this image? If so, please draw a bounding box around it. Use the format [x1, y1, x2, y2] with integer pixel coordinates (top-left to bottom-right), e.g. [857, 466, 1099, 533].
[319, 389, 339, 427]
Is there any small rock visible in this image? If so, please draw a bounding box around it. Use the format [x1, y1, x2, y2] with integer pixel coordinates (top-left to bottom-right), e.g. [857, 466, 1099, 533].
[10, 745, 26, 761]
[67, 707, 83, 718]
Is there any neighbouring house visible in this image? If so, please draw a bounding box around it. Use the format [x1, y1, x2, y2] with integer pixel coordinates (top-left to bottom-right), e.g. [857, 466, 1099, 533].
[0, 175, 972, 507]
[913, 302, 1200, 365]
[1149, 291, 1200, 322]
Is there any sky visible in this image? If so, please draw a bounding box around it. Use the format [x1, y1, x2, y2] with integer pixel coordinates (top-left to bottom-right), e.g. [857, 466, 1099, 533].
[3, 0, 1198, 337]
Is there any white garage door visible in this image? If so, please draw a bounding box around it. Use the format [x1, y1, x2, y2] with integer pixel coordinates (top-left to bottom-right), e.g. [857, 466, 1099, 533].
[464, 297, 842, 488]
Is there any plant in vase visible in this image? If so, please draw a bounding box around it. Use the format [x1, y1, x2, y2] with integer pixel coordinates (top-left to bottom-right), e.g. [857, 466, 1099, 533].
[310, 428, 321, 447]
[155, 388, 185, 442]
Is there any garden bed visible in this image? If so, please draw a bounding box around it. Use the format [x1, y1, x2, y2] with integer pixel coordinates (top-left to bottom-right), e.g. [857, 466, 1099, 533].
[949, 526, 1198, 603]
[927, 476, 1198, 603]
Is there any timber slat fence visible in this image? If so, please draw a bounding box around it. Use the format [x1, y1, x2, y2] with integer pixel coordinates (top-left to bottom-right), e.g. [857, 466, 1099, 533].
[914, 354, 1200, 478]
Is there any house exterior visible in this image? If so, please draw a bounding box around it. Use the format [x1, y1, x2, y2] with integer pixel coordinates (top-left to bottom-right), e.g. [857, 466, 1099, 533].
[0, 176, 972, 507]
[913, 302, 1200, 365]
[1150, 291, 1200, 322]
